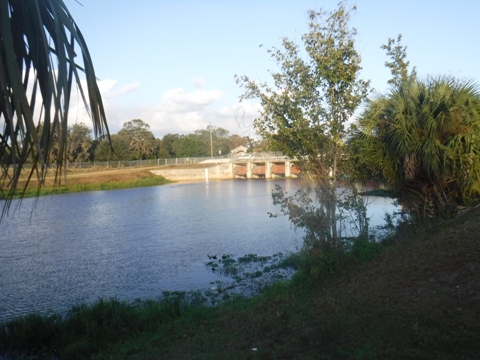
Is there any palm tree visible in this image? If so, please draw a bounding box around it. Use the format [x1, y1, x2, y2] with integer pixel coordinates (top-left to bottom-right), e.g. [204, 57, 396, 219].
[356, 76, 480, 223]
[0, 0, 109, 214]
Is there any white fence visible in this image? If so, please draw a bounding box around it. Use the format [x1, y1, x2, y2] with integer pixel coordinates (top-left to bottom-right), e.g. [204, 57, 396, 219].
[63, 152, 286, 170]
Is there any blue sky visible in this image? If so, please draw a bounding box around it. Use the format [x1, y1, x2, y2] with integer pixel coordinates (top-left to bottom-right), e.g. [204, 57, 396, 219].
[66, 0, 480, 139]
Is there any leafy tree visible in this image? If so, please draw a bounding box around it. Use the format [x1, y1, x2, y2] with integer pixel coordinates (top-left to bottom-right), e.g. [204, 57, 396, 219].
[245, 138, 271, 152]
[229, 134, 250, 150]
[381, 35, 417, 86]
[158, 130, 256, 158]
[161, 133, 181, 158]
[118, 119, 156, 160]
[192, 128, 213, 156]
[213, 127, 232, 155]
[151, 138, 163, 159]
[67, 123, 93, 163]
[0, 0, 108, 207]
[94, 135, 131, 161]
[193, 127, 231, 156]
[237, 3, 369, 247]
[174, 134, 208, 157]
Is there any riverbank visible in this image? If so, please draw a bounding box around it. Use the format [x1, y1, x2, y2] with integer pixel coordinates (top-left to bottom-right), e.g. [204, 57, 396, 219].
[1, 203, 479, 359]
[7, 167, 173, 198]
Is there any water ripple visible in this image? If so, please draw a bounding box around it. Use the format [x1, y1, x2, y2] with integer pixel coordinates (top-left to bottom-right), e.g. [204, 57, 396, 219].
[0, 179, 306, 322]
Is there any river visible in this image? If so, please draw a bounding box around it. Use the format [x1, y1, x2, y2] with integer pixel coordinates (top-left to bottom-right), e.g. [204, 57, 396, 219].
[0, 179, 395, 322]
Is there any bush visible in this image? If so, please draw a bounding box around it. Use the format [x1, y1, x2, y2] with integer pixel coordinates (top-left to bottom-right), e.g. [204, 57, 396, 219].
[292, 248, 346, 281]
[350, 238, 383, 262]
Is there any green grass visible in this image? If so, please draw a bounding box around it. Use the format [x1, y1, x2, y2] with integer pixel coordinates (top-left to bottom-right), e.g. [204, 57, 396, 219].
[0, 293, 211, 360]
[12, 176, 170, 198]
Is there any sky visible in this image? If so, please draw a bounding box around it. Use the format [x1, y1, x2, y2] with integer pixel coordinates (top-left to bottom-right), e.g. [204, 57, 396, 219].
[65, 0, 480, 139]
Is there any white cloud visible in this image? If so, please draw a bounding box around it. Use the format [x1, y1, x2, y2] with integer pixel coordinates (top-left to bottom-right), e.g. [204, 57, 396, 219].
[65, 78, 261, 139]
[142, 90, 260, 137]
[96, 79, 140, 98]
[96, 79, 117, 96]
[117, 81, 141, 96]
[159, 88, 222, 113]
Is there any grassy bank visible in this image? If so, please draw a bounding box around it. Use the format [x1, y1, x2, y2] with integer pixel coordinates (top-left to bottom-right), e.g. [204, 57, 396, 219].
[1, 204, 479, 359]
[7, 167, 171, 198]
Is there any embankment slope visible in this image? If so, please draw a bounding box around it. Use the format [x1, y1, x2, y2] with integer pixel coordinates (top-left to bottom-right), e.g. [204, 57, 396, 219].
[157, 206, 480, 359]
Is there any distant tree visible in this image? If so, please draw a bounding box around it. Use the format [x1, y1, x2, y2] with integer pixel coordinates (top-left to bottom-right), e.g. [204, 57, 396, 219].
[191, 127, 231, 156]
[174, 134, 209, 157]
[151, 138, 163, 159]
[161, 133, 182, 157]
[118, 119, 156, 159]
[94, 135, 131, 161]
[67, 123, 93, 163]
[200, 127, 230, 156]
[192, 129, 212, 156]
[252, 138, 270, 152]
[229, 134, 249, 149]
[213, 127, 231, 155]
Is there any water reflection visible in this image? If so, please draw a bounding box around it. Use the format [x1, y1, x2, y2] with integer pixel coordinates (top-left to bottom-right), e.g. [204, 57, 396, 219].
[0, 179, 396, 322]
[0, 179, 305, 321]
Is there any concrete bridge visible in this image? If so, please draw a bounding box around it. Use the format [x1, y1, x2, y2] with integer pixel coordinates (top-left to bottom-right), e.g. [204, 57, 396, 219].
[231, 157, 301, 179]
[150, 155, 301, 181]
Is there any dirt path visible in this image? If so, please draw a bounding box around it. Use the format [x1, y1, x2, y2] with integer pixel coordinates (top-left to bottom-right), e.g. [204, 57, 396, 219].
[19, 164, 214, 187]
[65, 167, 159, 179]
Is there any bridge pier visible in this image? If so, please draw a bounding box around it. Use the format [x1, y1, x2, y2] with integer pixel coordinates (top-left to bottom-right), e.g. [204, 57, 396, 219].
[246, 162, 253, 179]
[265, 161, 272, 179]
[285, 161, 291, 177]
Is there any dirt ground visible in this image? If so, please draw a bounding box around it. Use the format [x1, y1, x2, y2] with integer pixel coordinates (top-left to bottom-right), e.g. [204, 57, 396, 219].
[16, 164, 213, 188]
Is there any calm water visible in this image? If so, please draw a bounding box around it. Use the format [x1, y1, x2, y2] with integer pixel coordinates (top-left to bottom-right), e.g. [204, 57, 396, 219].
[0, 179, 395, 322]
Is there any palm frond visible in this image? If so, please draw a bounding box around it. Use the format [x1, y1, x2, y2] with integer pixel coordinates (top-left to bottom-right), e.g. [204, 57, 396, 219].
[356, 76, 480, 222]
[0, 0, 109, 217]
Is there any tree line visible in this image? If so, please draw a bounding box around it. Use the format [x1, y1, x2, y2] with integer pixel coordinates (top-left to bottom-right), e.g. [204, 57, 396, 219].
[3, 0, 480, 229]
[61, 119, 262, 163]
